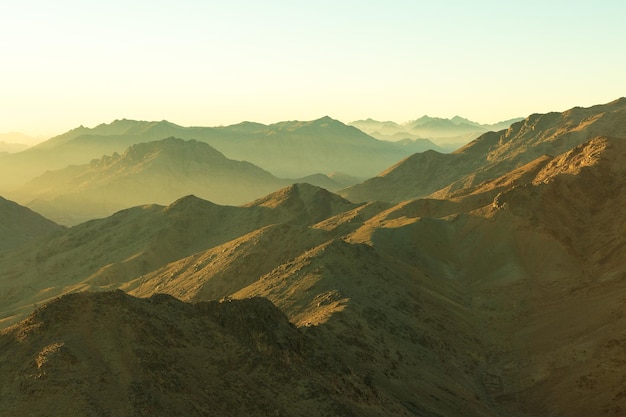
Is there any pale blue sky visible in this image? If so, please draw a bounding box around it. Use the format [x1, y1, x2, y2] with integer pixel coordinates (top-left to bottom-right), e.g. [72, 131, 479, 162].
[1, 0, 624, 137]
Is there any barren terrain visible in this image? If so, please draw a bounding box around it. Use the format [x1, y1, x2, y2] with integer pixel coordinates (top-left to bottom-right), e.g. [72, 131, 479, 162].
[1, 99, 625, 416]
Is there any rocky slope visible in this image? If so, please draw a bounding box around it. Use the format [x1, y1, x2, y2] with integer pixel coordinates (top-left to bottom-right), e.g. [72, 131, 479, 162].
[126, 136, 626, 416]
[0, 184, 356, 328]
[340, 97, 626, 202]
[0, 101, 624, 416]
[0, 291, 397, 417]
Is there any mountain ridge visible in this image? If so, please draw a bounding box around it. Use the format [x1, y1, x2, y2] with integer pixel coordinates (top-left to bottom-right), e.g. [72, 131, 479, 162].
[0, 290, 392, 417]
[0, 98, 625, 417]
[12, 138, 348, 225]
[340, 98, 626, 203]
[350, 115, 524, 149]
[0, 115, 448, 193]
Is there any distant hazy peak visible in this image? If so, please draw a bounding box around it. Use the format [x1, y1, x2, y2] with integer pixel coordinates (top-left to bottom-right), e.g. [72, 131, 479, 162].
[450, 115, 480, 126]
[122, 137, 226, 161]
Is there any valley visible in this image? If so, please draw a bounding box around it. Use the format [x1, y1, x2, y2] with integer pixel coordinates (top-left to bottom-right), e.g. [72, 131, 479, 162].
[0, 99, 625, 416]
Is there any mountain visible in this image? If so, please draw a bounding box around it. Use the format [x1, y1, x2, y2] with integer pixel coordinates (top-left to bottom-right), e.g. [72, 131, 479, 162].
[340, 98, 626, 203]
[0, 183, 357, 327]
[389, 137, 447, 153]
[0, 291, 391, 417]
[2, 133, 624, 416]
[0, 196, 62, 251]
[404, 115, 483, 136]
[350, 115, 524, 149]
[0, 99, 624, 416]
[206, 116, 414, 178]
[0, 142, 28, 153]
[11, 138, 322, 225]
[0, 132, 41, 149]
[0, 117, 431, 192]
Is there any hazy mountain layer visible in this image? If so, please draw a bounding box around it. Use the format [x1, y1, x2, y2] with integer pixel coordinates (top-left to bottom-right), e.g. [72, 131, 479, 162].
[11, 138, 347, 225]
[350, 115, 523, 149]
[341, 97, 626, 203]
[0, 142, 29, 153]
[0, 116, 436, 191]
[0, 132, 40, 151]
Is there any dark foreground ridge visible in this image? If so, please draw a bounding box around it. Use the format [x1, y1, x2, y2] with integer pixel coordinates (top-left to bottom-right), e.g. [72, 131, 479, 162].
[0, 290, 398, 417]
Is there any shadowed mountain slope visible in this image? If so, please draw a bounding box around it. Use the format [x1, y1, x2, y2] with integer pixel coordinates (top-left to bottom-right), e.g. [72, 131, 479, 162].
[340, 98, 626, 203]
[0, 197, 63, 251]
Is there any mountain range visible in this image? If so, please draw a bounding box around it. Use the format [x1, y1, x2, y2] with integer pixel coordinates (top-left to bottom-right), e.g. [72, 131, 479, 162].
[11, 138, 349, 225]
[0, 132, 39, 153]
[0, 116, 449, 193]
[341, 98, 626, 203]
[0, 98, 625, 416]
[350, 115, 523, 149]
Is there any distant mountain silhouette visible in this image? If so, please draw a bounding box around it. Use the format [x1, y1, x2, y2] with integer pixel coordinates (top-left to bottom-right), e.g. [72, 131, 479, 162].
[350, 115, 523, 150]
[0, 142, 28, 153]
[0, 132, 39, 149]
[0, 117, 440, 193]
[14, 138, 312, 225]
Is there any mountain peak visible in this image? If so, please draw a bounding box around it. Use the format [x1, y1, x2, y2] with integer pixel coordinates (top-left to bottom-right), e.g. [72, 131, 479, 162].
[164, 194, 219, 214]
[249, 183, 348, 208]
[246, 183, 357, 224]
[313, 115, 343, 125]
[450, 115, 480, 126]
[122, 137, 227, 164]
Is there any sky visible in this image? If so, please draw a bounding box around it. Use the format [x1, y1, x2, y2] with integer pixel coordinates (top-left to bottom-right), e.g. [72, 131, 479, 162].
[1, 0, 625, 139]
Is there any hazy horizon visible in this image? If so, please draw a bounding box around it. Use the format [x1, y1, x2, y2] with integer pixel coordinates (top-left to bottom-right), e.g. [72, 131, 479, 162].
[2, 1, 624, 137]
[0, 113, 526, 146]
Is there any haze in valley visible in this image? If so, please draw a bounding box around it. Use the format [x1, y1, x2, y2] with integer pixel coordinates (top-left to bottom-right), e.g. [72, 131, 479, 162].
[1, 98, 625, 416]
[1, 1, 626, 417]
